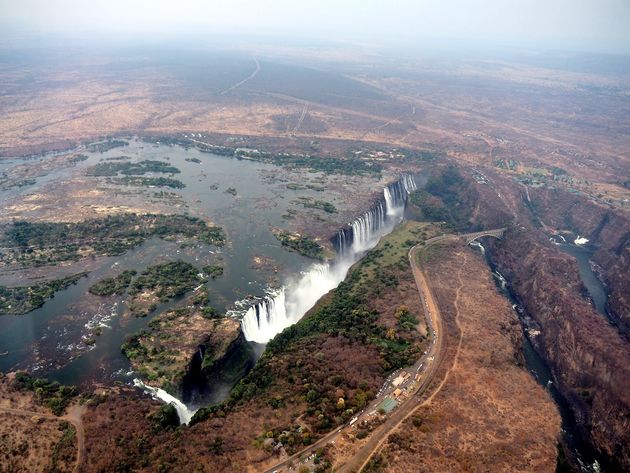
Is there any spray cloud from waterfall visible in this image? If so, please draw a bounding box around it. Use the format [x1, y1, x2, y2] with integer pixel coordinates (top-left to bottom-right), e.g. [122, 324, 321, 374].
[239, 174, 417, 343]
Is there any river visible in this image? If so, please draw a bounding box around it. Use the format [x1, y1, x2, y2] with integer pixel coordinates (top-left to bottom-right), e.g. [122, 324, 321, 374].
[0, 139, 368, 383]
[0, 138, 421, 411]
[472, 240, 607, 473]
[556, 242, 610, 322]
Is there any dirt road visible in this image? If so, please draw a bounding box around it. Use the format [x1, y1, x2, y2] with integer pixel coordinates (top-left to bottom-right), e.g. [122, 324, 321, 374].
[0, 404, 86, 473]
[262, 238, 446, 473]
[337, 241, 450, 473]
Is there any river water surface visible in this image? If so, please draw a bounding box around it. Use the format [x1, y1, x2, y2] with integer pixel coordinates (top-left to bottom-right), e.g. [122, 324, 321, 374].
[0, 139, 387, 393]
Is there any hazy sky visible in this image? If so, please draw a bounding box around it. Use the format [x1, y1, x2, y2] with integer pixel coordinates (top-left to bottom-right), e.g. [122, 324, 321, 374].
[1, 0, 629, 54]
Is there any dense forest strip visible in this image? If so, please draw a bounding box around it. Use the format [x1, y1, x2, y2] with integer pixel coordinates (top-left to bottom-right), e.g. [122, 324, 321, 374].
[0, 272, 87, 315]
[79, 221, 437, 472]
[0, 214, 225, 267]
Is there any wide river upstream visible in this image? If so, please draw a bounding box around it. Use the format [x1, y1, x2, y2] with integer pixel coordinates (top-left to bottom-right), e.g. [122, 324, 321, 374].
[0, 138, 396, 391]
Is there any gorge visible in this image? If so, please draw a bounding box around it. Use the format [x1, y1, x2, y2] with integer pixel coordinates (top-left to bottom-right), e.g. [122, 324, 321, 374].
[238, 174, 417, 344]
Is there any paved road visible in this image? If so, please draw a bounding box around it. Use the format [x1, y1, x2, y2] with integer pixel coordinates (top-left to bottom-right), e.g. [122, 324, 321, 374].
[262, 239, 445, 473]
[0, 404, 86, 473]
[336, 241, 446, 473]
[261, 229, 505, 473]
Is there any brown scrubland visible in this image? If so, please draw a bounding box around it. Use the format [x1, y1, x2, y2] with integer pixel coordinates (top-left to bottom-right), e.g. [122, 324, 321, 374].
[0, 43, 628, 472]
[375, 242, 560, 472]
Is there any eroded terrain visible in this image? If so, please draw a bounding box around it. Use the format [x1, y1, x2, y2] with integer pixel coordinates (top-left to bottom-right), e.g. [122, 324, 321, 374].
[0, 43, 628, 472]
[373, 241, 560, 472]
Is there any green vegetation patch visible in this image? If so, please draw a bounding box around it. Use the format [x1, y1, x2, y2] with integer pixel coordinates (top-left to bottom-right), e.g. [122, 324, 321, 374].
[107, 176, 186, 189]
[0, 272, 87, 315]
[274, 231, 324, 260]
[126, 261, 202, 318]
[129, 261, 201, 302]
[0, 178, 37, 190]
[87, 159, 179, 177]
[192, 140, 382, 176]
[202, 265, 224, 279]
[409, 165, 472, 230]
[400, 148, 444, 162]
[247, 153, 382, 176]
[1, 213, 225, 267]
[193, 222, 430, 437]
[298, 197, 337, 214]
[12, 372, 78, 416]
[409, 189, 449, 222]
[86, 139, 129, 153]
[151, 404, 180, 431]
[68, 154, 89, 163]
[306, 184, 326, 192]
[89, 270, 137, 296]
[0, 171, 37, 190]
[49, 421, 77, 471]
[122, 301, 246, 392]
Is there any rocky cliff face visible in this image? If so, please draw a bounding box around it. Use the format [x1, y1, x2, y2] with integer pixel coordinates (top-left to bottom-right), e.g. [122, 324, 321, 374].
[123, 308, 254, 403]
[486, 228, 630, 470]
[419, 165, 630, 470]
[412, 164, 513, 230]
[528, 187, 630, 336]
[182, 323, 255, 405]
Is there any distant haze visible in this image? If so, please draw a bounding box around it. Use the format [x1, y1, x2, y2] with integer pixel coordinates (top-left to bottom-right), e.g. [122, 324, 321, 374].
[1, 0, 629, 54]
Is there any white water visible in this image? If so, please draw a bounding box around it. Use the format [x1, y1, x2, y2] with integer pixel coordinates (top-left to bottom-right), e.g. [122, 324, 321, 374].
[574, 236, 589, 245]
[469, 240, 486, 255]
[133, 378, 197, 425]
[493, 270, 508, 291]
[238, 175, 417, 344]
[240, 288, 288, 344]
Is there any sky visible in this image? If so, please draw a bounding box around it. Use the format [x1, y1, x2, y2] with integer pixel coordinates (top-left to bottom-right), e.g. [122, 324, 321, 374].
[1, 0, 629, 54]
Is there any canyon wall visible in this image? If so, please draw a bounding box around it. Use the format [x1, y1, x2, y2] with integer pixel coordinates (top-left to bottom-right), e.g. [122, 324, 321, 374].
[528, 187, 630, 336]
[487, 228, 630, 470]
[415, 164, 630, 470]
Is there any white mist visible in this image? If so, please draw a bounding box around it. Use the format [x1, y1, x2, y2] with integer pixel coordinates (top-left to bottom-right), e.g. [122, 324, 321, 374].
[240, 175, 417, 343]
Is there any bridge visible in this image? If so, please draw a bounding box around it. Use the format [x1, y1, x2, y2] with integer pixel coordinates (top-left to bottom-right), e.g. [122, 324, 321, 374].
[421, 227, 507, 249]
[461, 227, 507, 245]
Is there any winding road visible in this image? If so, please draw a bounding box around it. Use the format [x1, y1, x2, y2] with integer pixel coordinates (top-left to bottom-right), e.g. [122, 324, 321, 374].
[261, 228, 505, 473]
[220, 58, 260, 95]
[336, 241, 446, 473]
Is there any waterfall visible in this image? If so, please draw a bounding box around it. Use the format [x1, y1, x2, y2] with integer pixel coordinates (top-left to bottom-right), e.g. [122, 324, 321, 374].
[348, 200, 387, 254]
[240, 288, 287, 343]
[237, 174, 417, 344]
[334, 174, 417, 258]
[469, 240, 486, 255]
[133, 378, 197, 425]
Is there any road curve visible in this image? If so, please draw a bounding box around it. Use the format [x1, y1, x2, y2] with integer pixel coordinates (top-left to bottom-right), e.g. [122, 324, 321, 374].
[220, 57, 260, 95]
[261, 238, 446, 473]
[261, 229, 504, 473]
[337, 241, 446, 473]
[0, 404, 86, 473]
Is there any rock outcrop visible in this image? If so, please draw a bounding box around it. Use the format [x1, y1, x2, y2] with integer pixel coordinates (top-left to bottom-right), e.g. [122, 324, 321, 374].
[528, 187, 630, 336]
[417, 164, 630, 470]
[487, 227, 630, 470]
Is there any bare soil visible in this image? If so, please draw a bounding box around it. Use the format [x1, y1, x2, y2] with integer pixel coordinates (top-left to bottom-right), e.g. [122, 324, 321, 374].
[374, 242, 560, 472]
